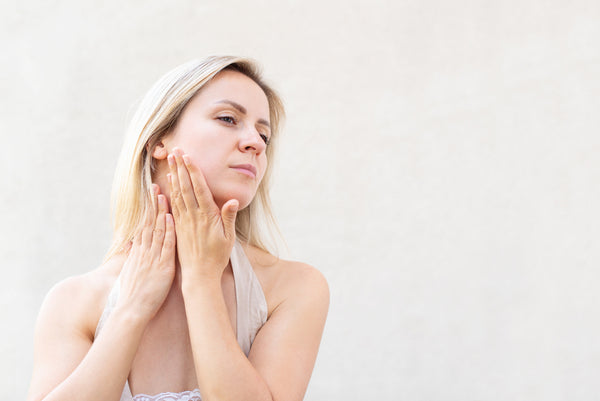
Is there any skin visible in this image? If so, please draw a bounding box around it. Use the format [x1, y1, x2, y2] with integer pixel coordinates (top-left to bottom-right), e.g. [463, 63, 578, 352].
[26, 70, 330, 401]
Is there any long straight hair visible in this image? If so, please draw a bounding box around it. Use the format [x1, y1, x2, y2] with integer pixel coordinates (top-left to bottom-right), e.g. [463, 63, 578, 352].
[105, 56, 285, 261]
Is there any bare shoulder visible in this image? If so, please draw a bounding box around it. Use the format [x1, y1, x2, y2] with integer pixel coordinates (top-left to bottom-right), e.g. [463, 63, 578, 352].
[242, 244, 329, 401]
[36, 255, 125, 339]
[28, 256, 126, 401]
[241, 243, 329, 315]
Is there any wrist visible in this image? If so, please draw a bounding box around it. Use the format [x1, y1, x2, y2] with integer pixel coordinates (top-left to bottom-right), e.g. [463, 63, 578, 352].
[181, 272, 221, 296]
[179, 260, 226, 283]
[110, 304, 151, 331]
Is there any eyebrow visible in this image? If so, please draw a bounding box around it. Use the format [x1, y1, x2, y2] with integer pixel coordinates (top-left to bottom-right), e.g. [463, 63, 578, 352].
[215, 99, 271, 128]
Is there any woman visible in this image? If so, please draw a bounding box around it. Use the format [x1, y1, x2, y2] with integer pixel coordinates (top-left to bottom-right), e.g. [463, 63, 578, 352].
[27, 56, 329, 401]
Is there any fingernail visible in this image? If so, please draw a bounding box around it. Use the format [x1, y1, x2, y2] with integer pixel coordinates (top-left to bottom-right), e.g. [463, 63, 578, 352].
[168, 154, 174, 166]
[167, 173, 172, 183]
[183, 155, 191, 166]
[158, 194, 164, 205]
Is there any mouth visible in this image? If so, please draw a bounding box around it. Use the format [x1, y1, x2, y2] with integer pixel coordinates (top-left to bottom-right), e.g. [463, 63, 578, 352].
[230, 163, 257, 179]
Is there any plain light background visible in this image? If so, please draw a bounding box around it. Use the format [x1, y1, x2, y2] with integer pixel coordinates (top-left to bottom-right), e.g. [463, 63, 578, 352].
[2, 1, 600, 400]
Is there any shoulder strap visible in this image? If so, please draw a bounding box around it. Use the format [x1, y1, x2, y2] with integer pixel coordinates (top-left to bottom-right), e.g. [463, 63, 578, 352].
[230, 240, 268, 356]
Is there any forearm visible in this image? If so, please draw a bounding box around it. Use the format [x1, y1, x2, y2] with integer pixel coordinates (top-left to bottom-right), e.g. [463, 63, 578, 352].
[40, 307, 147, 401]
[182, 275, 272, 401]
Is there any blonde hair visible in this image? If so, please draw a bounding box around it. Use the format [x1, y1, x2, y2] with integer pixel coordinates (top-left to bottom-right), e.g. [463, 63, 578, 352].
[105, 56, 285, 261]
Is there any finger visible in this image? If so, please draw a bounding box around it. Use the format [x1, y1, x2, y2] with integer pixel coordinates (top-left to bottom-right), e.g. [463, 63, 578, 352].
[134, 207, 151, 246]
[168, 154, 186, 214]
[150, 194, 167, 260]
[221, 199, 239, 240]
[152, 184, 160, 217]
[141, 187, 157, 246]
[160, 213, 176, 263]
[173, 148, 199, 209]
[122, 240, 133, 254]
[154, 183, 167, 214]
[182, 153, 216, 212]
[133, 229, 143, 247]
[140, 184, 159, 228]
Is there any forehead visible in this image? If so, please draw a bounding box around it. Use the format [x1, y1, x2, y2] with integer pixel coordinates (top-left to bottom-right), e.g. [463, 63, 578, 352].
[193, 69, 270, 117]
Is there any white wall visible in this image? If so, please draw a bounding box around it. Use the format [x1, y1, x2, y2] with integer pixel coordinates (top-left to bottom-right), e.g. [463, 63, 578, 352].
[2, 1, 599, 400]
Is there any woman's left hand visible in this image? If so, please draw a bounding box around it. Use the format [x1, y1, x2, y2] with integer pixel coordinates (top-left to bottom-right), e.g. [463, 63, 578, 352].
[167, 147, 239, 281]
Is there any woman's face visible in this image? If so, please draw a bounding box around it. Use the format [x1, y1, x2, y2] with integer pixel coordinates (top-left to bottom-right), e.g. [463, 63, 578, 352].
[156, 69, 271, 210]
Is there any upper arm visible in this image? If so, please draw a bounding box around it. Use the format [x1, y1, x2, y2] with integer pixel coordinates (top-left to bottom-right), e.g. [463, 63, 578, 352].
[248, 264, 330, 401]
[27, 277, 98, 401]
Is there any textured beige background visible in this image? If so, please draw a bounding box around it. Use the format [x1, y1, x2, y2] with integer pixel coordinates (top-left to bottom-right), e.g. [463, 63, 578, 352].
[2, 0, 600, 400]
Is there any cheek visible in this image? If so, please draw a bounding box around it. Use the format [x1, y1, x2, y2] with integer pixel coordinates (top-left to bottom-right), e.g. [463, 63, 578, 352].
[188, 152, 220, 182]
[258, 157, 268, 182]
[175, 136, 220, 170]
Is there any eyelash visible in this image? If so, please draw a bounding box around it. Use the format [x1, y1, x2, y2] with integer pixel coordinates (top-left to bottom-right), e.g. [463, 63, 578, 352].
[217, 116, 270, 145]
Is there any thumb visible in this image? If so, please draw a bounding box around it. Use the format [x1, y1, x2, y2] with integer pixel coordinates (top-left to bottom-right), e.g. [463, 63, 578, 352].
[221, 199, 239, 239]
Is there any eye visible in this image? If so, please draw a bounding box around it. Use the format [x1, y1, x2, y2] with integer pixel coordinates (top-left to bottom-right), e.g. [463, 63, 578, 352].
[217, 115, 236, 124]
[260, 133, 271, 146]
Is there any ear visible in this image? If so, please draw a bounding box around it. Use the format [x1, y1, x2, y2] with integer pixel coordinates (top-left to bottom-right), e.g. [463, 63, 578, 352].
[150, 141, 168, 160]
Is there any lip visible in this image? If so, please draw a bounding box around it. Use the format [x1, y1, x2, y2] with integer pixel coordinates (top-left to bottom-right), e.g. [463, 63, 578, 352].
[230, 163, 257, 178]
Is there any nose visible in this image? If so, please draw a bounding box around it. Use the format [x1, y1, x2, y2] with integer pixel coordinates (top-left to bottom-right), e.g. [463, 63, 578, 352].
[239, 128, 266, 154]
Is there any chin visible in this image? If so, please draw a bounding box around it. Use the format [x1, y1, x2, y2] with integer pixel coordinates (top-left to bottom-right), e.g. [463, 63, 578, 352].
[213, 188, 256, 211]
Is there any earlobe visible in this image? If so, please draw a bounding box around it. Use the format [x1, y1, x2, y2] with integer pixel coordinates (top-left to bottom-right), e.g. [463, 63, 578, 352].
[151, 141, 168, 160]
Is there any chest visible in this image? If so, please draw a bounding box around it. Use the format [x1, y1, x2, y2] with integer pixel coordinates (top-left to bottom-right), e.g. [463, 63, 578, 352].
[128, 267, 237, 395]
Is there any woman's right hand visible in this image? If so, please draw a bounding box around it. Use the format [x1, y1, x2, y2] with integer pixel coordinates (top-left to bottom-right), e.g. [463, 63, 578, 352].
[116, 184, 176, 322]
